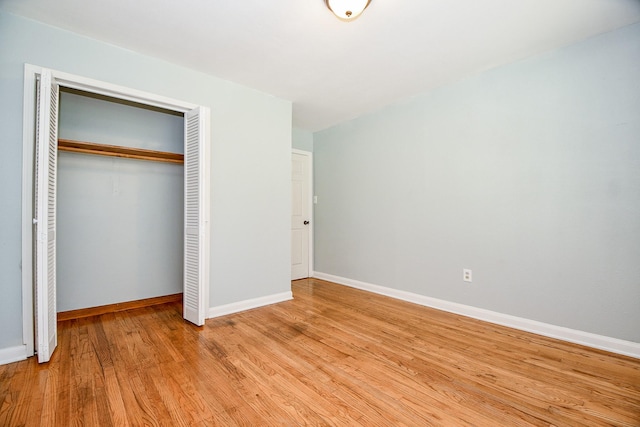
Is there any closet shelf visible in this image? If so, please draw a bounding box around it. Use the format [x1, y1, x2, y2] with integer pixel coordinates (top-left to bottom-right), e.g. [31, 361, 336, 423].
[58, 139, 184, 164]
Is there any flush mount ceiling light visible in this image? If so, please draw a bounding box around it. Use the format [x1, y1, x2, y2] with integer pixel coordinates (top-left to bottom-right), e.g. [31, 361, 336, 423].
[325, 0, 371, 21]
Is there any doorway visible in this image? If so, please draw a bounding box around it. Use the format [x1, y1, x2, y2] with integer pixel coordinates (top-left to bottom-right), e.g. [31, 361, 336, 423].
[57, 88, 184, 314]
[291, 149, 313, 280]
[22, 65, 211, 362]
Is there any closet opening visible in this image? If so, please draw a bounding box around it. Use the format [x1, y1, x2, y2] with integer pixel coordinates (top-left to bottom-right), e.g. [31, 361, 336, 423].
[56, 88, 185, 318]
[22, 65, 210, 363]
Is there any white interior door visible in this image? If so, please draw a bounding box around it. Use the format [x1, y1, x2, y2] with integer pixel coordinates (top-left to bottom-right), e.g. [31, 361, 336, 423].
[183, 106, 210, 325]
[291, 151, 312, 280]
[34, 70, 59, 363]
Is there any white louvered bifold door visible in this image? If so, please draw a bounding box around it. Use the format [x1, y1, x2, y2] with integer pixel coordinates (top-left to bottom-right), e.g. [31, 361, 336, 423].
[183, 106, 210, 325]
[34, 70, 59, 363]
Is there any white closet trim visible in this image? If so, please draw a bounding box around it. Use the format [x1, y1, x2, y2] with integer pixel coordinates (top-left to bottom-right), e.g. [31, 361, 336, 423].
[52, 69, 196, 112]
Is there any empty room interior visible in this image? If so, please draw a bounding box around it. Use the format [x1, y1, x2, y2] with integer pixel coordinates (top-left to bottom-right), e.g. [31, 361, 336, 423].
[0, 0, 639, 425]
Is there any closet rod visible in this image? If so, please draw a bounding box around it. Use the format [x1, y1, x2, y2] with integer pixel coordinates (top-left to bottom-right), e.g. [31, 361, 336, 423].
[58, 139, 184, 164]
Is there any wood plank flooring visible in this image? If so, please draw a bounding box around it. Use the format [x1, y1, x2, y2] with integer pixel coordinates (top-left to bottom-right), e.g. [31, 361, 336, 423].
[1, 278, 639, 426]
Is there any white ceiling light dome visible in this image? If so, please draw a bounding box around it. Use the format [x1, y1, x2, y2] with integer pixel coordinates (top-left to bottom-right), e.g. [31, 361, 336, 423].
[325, 0, 371, 21]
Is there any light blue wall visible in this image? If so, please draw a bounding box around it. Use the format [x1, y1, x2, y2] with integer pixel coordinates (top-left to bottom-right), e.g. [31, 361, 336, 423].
[59, 90, 184, 152]
[292, 128, 313, 152]
[57, 91, 184, 311]
[314, 23, 640, 343]
[0, 11, 292, 351]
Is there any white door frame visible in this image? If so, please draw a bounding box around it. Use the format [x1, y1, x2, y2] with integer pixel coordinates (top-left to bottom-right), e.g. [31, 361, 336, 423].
[292, 149, 314, 278]
[21, 64, 210, 359]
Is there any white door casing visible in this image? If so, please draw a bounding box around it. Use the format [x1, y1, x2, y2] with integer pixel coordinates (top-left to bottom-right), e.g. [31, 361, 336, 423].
[291, 150, 313, 280]
[34, 70, 59, 363]
[23, 65, 211, 363]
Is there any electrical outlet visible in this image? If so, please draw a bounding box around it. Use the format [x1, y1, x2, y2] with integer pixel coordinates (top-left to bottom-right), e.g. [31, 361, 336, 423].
[463, 269, 472, 282]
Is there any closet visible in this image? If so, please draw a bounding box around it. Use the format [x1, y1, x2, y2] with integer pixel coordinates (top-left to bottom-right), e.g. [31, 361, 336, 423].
[29, 67, 209, 363]
[56, 89, 184, 314]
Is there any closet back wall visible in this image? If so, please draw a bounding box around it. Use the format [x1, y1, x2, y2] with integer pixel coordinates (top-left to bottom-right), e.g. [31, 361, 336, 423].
[57, 89, 184, 312]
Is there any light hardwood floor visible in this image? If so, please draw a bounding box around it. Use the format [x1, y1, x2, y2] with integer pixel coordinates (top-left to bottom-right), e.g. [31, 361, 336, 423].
[1, 278, 639, 426]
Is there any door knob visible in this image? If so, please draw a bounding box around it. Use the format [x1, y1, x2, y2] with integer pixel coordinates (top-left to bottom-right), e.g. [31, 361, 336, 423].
[304, 221, 310, 225]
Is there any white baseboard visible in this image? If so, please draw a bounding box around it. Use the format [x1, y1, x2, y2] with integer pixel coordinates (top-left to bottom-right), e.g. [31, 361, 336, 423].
[208, 291, 293, 318]
[313, 272, 640, 359]
[0, 345, 28, 366]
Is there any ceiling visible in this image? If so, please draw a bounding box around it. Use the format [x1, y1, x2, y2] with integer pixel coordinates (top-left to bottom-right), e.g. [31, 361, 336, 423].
[2, 0, 640, 131]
